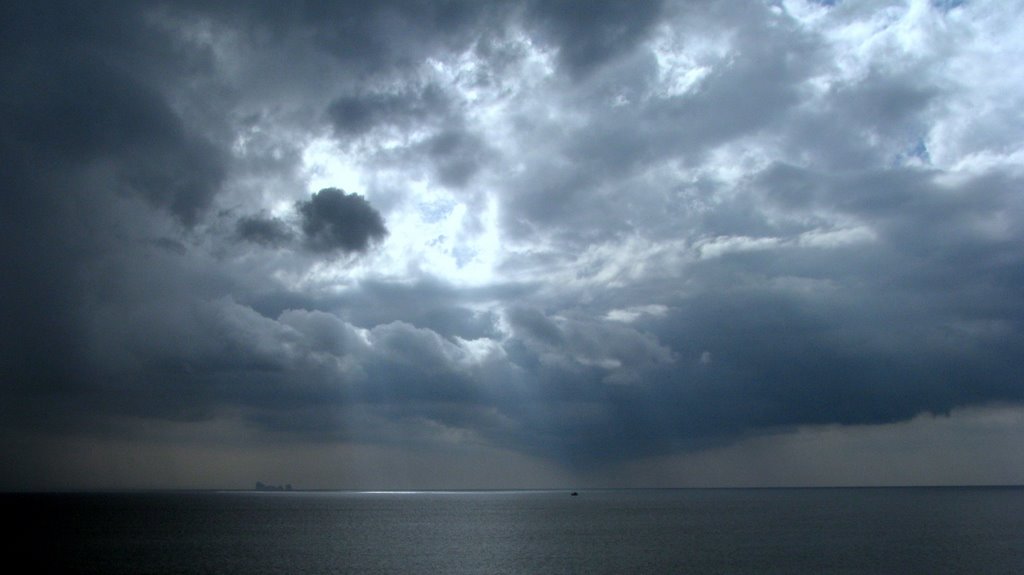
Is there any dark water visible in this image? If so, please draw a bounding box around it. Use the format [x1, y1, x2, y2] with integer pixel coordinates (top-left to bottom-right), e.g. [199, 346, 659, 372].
[4, 487, 1023, 574]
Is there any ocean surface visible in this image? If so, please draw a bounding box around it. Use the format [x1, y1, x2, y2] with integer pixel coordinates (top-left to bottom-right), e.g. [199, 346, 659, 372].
[5, 487, 1023, 574]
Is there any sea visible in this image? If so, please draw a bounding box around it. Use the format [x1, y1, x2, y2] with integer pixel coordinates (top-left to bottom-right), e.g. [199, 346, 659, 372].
[4, 487, 1022, 574]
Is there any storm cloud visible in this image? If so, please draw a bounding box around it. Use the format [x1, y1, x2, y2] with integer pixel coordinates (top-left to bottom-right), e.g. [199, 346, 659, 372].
[3, 0, 1024, 489]
[298, 188, 388, 253]
[236, 214, 294, 246]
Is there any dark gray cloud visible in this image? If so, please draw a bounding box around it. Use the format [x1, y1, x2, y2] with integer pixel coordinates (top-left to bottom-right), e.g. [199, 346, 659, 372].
[326, 83, 493, 192]
[302, 0, 495, 72]
[526, 0, 666, 76]
[298, 188, 388, 253]
[234, 192, 389, 256]
[236, 214, 293, 246]
[423, 129, 490, 187]
[328, 85, 450, 136]
[777, 69, 940, 171]
[506, 307, 565, 346]
[1, 5, 226, 226]
[96, 40, 228, 218]
[0, 1, 230, 426]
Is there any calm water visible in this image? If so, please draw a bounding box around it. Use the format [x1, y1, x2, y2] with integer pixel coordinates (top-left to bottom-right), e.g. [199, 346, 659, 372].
[5, 487, 1023, 574]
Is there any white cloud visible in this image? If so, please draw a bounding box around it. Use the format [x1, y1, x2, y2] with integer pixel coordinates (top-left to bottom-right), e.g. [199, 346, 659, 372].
[605, 304, 670, 323]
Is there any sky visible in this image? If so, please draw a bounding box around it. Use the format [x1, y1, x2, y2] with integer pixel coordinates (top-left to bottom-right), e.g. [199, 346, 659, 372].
[2, 0, 1024, 490]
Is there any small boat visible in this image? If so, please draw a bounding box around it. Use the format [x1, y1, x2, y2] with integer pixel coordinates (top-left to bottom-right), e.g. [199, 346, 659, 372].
[571, 491, 578, 496]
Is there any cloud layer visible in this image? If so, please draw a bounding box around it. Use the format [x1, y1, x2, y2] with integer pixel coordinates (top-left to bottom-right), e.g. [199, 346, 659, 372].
[2, 0, 1024, 487]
